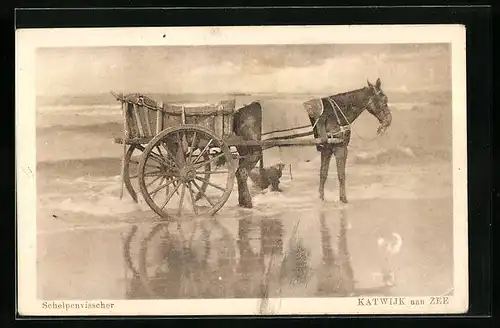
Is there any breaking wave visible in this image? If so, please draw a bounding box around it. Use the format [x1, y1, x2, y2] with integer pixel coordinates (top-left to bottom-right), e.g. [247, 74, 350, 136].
[37, 122, 123, 135]
[37, 104, 120, 112]
[352, 146, 451, 165]
[37, 157, 122, 179]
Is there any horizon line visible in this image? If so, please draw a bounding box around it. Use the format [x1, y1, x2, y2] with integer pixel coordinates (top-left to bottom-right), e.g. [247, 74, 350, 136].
[36, 88, 452, 98]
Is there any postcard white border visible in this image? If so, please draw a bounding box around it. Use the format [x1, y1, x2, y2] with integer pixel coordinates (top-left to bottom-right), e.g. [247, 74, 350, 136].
[16, 25, 468, 316]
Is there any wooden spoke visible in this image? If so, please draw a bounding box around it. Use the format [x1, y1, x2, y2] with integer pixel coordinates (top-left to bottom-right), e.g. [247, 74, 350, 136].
[191, 180, 215, 206]
[178, 183, 186, 215]
[191, 157, 208, 166]
[195, 170, 229, 175]
[149, 149, 177, 169]
[159, 141, 182, 168]
[194, 176, 226, 192]
[142, 170, 163, 177]
[179, 131, 189, 153]
[148, 151, 170, 167]
[187, 131, 197, 164]
[155, 145, 166, 161]
[186, 183, 198, 215]
[149, 150, 162, 159]
[175, 131, 189, 167]
[172, 179, 182, 196]
[132, 159, 160, 170]
[193, 139, 213, 164]
[145, 174, 164, 188]
[145, 163, 162, 170]
[160, 182, 182, 210]
[150, 177, 165, 198]
[148, 178, 176, 195]
[192, 152, 226, 170]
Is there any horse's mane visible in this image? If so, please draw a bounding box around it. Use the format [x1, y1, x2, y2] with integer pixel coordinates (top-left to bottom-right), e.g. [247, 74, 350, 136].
[325, 87, 368, 99]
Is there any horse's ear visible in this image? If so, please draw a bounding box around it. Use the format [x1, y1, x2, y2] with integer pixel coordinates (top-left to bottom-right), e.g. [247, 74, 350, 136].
[376, 78, 381, 89]
[367, 79, 374, 89]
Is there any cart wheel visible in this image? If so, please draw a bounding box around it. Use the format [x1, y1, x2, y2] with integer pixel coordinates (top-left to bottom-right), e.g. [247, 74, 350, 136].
[138, 219, 236, 298]
[126, 146, 213, 205]
[137, 222, 204, 298]
[123, 144, 145, 203]
[138, 125, 236, 219]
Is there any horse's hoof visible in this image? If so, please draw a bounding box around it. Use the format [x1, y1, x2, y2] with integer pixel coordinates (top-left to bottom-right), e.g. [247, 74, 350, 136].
[340, 197, 348, 204]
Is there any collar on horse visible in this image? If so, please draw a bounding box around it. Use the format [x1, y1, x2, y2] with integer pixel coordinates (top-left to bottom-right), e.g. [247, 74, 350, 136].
[323, 90, 381, 134]
[317, 90, 381, 139]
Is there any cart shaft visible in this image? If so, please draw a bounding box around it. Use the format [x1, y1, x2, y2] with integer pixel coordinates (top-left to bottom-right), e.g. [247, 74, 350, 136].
[114, 136, 342, 146]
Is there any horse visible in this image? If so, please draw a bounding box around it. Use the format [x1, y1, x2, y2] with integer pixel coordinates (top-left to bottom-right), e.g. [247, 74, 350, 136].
[303, 78, 392, 203]
[232, 101, 263, 208]
[118, 78, 391, 210]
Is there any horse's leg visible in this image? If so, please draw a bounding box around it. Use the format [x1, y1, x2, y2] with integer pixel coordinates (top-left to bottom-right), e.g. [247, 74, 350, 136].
[333, 146, 348, 203]
[236, 164, 251, 208]
[232, 102, 263, 209]
[319, 147, 334, 201]
[236, 150, 261, 208]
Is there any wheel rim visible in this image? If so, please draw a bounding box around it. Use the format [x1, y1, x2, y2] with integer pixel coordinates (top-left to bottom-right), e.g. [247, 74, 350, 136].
[138, 125, 235, 219]
[123, 225, 140, 276]
[124, 144, 145, 203]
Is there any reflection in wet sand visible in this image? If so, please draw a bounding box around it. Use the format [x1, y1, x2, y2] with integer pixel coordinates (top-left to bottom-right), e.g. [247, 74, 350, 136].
[123, 206, 396, 300]
[37, 196, 451, 300]
[128, 219, 234, 299]
[316, 208, 354, 296]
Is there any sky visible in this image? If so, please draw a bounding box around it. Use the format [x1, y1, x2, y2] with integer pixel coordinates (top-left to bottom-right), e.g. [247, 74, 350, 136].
[36, 43, 451, 96]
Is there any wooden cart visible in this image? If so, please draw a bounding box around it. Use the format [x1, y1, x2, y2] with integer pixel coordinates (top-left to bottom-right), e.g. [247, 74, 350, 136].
[112, 92, 342, 219]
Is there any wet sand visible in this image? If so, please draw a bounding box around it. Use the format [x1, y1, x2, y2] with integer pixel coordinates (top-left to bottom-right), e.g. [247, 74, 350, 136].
[36, 153, 453, 300]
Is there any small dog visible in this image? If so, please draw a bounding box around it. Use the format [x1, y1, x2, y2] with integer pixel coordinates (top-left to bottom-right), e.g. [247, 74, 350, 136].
[248, 162, 286, 192]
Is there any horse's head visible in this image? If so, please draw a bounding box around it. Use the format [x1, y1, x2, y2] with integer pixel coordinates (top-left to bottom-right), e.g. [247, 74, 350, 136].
[365, 78, 392, 135]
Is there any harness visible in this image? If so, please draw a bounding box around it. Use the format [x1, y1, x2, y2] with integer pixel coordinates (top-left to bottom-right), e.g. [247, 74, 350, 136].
[326, 97, 351, 137]
[322, 91, 381, 139]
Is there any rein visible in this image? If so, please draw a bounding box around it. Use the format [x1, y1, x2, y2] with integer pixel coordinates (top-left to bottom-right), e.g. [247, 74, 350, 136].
[353, 95, 383, 141]
[325, 93, 379, 141]
[262, 89, 384, 143]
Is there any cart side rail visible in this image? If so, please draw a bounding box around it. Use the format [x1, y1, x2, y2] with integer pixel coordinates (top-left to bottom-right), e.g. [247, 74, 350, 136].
[111, 92, 237, 142]
[111, 92, 164, 141]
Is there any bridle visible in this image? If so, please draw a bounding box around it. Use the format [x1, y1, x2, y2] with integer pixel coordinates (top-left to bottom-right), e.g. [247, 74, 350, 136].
[323, 89, 387, 140]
